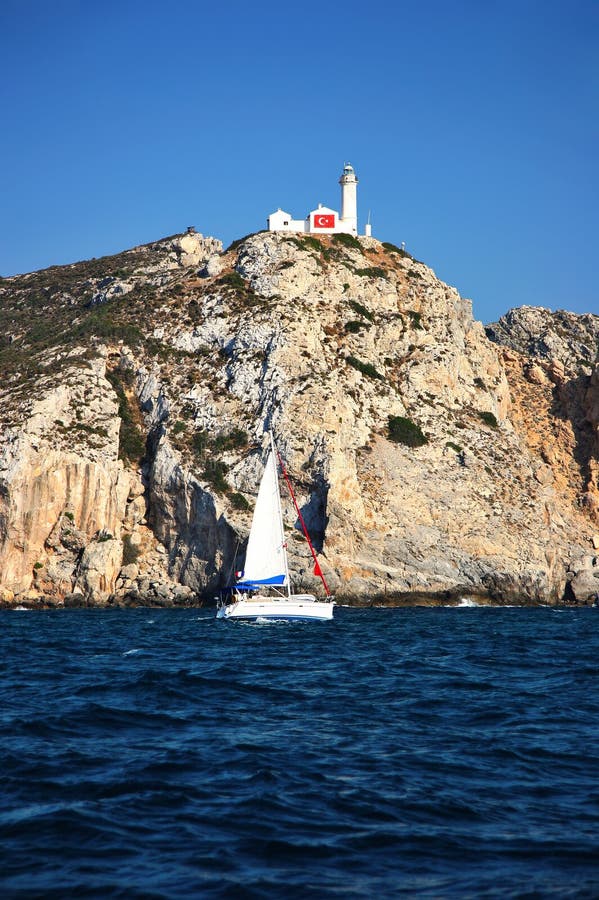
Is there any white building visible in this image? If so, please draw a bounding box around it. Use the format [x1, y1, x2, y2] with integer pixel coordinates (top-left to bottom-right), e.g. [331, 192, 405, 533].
[267, 164, 372, 237]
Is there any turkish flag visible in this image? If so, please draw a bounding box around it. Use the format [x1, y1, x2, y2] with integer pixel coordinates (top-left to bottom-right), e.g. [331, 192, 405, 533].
[314, 560, 323, 577]
[313, 213, 335, 228]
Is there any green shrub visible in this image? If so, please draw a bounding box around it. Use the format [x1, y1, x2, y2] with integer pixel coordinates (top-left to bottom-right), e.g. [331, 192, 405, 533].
[63, 511, 75, 522]
[73, 422, 109, 437]
[474, 377, 486, 389]
[119, 367, 135, 387]
[202, 460, 229, 493]
[226, 233, 256, 252]
[119, 414, 145, 462]
[105, 370, 146, 464]
[355, 266, 387, 279]
[218, 271, 246, 290]
[407, 269, 422, 279]
[478, 410, 499, 429]
[193, 427, 248, 458]
[347, 355, 384, 381]
[213, 427, 248, 453]
[382, 242, 418, 261]
[285, 235, 322, 253]
[446, 441, 463, 454]
[181, 403, 195, 421]
[320, 246, 338, 263]
[388, 415, 429, 447]
[72, 312, 144, 347]
[303, 236, 322, 252]
[407, 310, 423, 329]
[97, 531, 113, 543]
[348, 299, 374, 322]
[33, 562, 43, 570]
[230, 492, 251, 511]
[332, 233, 363, 251]
[172, 420, 186, 435]
[286, 236, 307, 251]
[345, 320, 366, 333]
[192, 430, 210, 457]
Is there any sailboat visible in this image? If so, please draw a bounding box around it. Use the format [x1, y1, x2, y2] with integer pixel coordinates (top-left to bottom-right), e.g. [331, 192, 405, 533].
[216, 432, 334, 621]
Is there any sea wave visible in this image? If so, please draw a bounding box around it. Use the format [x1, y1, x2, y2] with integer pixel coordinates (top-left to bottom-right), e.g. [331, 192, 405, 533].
[1, 606, 598, 897]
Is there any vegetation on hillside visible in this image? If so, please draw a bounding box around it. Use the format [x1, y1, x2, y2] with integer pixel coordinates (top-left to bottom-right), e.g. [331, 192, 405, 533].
[388, 415, 429, 447]
[0, 240, 187, 386]
[346, 355, 385, 381]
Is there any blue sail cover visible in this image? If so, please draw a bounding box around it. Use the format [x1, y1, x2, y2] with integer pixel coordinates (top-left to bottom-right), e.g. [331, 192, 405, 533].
[235, 574, 287, 591]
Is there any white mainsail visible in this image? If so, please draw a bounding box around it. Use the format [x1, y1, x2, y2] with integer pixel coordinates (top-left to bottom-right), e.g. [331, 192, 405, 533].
[217, 431, 334, 620]
[239, 442, 289, 590]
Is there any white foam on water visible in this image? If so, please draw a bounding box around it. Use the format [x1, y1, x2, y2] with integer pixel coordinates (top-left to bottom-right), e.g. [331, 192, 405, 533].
[122, 648, 142, 656]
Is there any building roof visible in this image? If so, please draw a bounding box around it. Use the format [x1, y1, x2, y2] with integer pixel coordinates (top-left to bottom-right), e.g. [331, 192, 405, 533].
[308, 205, 337, 216]
[268, 208, 293, 219]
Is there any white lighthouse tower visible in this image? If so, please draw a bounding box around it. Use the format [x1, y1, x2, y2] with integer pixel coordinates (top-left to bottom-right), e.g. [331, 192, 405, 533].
[339, 163, 358, 235]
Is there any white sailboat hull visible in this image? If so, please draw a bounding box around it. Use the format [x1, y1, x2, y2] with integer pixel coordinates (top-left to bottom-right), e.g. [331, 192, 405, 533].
[217, 593, 334, 621]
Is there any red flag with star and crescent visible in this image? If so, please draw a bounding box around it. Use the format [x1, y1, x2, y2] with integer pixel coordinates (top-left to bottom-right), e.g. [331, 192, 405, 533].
[313, 213, 335, 228]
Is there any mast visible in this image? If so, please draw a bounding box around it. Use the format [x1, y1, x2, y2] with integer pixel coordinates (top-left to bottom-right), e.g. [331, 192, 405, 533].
[270, 431, 291, 597]
[274, 440, 332, 599]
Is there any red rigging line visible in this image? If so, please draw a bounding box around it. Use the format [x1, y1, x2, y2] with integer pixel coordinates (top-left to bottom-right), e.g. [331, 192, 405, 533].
[275, 447, 331, 599]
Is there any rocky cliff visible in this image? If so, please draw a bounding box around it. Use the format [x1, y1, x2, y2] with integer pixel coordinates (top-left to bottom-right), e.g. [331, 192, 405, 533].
[1, 231, 598, 607]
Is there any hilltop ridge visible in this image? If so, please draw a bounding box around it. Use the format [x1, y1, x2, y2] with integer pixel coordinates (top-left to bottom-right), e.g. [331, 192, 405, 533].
[0, 229, 598, 607]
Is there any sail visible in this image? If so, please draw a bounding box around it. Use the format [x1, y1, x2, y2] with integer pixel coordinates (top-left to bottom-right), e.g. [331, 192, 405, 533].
[237, 448, 288, 588]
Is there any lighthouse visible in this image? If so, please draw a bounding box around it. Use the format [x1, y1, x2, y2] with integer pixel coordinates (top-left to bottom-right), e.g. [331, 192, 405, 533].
[339, 163, 358, 235]
[267, 163, 372, 236]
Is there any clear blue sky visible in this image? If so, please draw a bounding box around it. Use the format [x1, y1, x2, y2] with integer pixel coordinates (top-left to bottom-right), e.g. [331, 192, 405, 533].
[1, 0, 597, 323]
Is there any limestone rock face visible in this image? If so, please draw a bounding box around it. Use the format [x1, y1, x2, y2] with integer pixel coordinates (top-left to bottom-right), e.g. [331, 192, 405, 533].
[568, 555, 599, 604]
[74, 536, 123, 603]
[0, 360, 131, 601]
[90, 278, 134, 306]
[200, 255, 222, 278]
[585, 366, 599, 433]
[486, 306, 599, 372]
[0, 231, 598, 606]
[175, 232, 222, 268]
[488, 307, 599, 601]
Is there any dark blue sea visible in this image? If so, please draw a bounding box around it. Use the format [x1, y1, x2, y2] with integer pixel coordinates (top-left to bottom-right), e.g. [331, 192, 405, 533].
[1, 606, 599, 898]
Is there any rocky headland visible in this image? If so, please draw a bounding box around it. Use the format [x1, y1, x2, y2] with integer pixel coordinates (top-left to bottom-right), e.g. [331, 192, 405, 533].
[1, 230, 598, 608]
